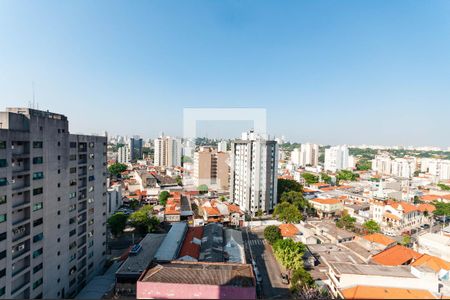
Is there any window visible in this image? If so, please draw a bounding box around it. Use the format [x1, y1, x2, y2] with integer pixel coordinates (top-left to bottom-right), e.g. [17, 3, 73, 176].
[33, 263, 43, 273]
[69, 154, 76, 161]
[33, 233, 44, 243]
[69, 229, 76, 237]
[70, 167, 76, 174]
[69, 241, 77, 250]
[0, 269, 5, 279]
[0, 141, 6, 149]
[69, 217, 76, 224]
[89, 186, 94, 192]
[33, 278, 43, 289]
[33, 172, 44, 180]
[0, 178, 6, 187]
[0, 195, 6, 205]
[33, 157, 43, 164]
[0, 159, 6, 168]
[88, 240, 94, 248]
[69, 192, 76, 199]
[69, 204, 76, 212]
[89, 153, 94, 159]
[33, 202, 43, 211]
[33, 248, 43, 258]
[88, 198, 94, 204]
[33, 187, 43, 195]
[33, 218, 43, 227]
[70, 142, 77, 148]
[69, 253, 76, 262]
[0, 232, 5, 241]
[88, 175, 95, 182]
[0, 286, 4, 297]
[0, 250, 6, 260]
[57, 141, 61, 147]
[0, 215, 5, 223]
[58, 155, 61, 161]
[33, 141, 43, 148]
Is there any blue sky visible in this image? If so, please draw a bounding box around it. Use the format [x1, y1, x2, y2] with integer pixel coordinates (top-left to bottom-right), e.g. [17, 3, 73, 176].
[1, 1, 450, 147]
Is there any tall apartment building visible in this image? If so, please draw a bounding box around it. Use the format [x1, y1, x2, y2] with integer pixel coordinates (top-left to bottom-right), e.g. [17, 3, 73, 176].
[129, 137, 143, 162]
[193, 147, 229, 190]
[154, 135, 182, 168]
[372, 154, 392, 175]
[290, 143, 319, 167]
[0, 108, 107, 299]
[117, 145, 130, 164]
[421, 158, 450, 181]
[230, 131, 278, 215]
[372, 154, 417, 178]
[217, 141, 227, 153]
[324, 145, 351, 172]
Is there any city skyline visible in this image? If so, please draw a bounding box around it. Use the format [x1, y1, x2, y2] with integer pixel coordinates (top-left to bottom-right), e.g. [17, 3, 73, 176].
[1, 1, 450, 146]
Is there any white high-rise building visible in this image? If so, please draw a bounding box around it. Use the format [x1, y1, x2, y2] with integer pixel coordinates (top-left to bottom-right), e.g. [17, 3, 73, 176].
[217, 140, 227, 152]
[391, 158, 417, 178]
[230, 131, 278, 215]
[154, 135, 182, 167]
[324, 145, 350, 172]
[372, 154, 392, 175]
[421, 158, 450, 180]
[290, 148, 301, 166]
[117, 145, 130, 163]
[292, 143, 319, 167]
[0, 108, 107, 298]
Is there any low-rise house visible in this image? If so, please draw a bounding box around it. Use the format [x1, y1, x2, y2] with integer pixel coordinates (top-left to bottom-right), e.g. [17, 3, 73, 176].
[360, 233, 396, 250]
[341, 285, 436, 299]
[417, 232, 450, 261]
[309, 221, 355, 243]
[177, 227, 204, 262]
[164, 193, 181, 222]
[309, 198, 343, 218]
[278, 223, 300, 239]
[136, 261, 256, 299]
[371, 245, 421, 266]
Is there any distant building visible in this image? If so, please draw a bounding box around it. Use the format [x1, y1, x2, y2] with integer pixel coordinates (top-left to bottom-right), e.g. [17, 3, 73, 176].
[230, 131, 278, 215]
[217, 140, 227, 152]
[193, 147, 229, 190]
[130, 136, 143, 161]
[291, 143, 319, 167]
[309, 198, 343, 218]
[117, 145, 130, 163]
[107, 184, 123, 216]
[372, 154, 417, 178]
[324, 145, 352, 172]
[154, 135, 182, 168]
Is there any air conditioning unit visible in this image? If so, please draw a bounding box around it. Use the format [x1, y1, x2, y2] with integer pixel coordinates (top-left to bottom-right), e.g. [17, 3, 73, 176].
[18, 244, 25, 251]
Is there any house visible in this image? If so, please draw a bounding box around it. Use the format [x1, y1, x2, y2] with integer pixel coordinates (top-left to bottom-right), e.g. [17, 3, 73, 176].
[341, 285, 436, 299]
[309, 198, 343, 218]
[177, 227, 204, 262]
[371, 245, 421, 266]
[136, 261, 256, 299]
[417, 233, 450, 261]
[361, 233, 396, 250]
[164, 194, 181, 222]
[279, 224, 300, 239]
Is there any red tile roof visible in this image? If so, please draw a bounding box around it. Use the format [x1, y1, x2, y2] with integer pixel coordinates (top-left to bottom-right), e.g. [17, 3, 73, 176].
[417, 203, 436, 213]
[341, 285, 435, 299]
[362, 233, 396, 246]
[411, 254, 450, 272]
[420, 194, 441, 202]
[178, 227, 204, 260]
[311, 198, 341, 205]
[386, 200, 418, 214]
[372, 245, 421, 266]
[279, 224, 299, 237]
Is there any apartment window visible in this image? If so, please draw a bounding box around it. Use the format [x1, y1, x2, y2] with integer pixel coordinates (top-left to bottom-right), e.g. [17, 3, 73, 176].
[33, 157, 43, 164]
[57, 183, 61, 188]
[69, 217, 76, 224]
[33, 232, 44, 243]
[0, 178, 6, 187]
[0, 269, 5, 279]
[32, 202, 43, 211]
[33, 263, 43, 273]
[69, 253, 76, 262]
[0, 159, 6, 168]
[0, 141, 6, 149]
[88, 251, 94, 259]
[69, 179, 77, 186]
[0, 286, 4, 297]
[69, 229, 76, 237]
[70, 142, 77, 148]
[33, 218, 43, 227]
[88, 240, 94, 248]
[33, 172, 44, 180]
[58, 155, 61, 161]
[88, 164, 94, 170]
[88, 186, 94, 192]
[89, 153, 94, 159]
[88, 230, 94, 238]
[69, 154, 77, 161]
[33, 248, 43, 258]
[88, 175, 95, 182]
[32, 278, 43, 289]
[58, 169, 61, 174]
[88, 198, 94, 204]
[0, 232, 5, 241]
[33, 141, 43, 148]
[0, 215, 5, 223]
[0, 195, 6, 205]
[57, 141, 61, 147]
[69, 192, 76, 199]
[33, 187, 43, 195]
[70, 167, 77, 174]
[0, 250, 6, 260]
[69, 204, 76, 212]
[69, 241, 77, 250]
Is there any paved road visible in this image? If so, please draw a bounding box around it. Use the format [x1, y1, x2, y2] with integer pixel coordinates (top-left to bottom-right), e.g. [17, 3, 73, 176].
[243, 228, 290, 299]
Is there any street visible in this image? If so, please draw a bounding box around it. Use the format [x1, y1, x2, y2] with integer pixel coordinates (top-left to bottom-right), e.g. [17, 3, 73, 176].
[243, 227, 291, 299]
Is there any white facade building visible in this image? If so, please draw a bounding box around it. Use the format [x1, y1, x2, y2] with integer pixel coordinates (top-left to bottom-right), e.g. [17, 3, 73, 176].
[324, 145, 351, 172]
[230, 131, 278, 215]
[421, 158, 450, 181]
[217, 140, 227, 152]
[153, 135, 182, 168]
[117, 145, 130, 164]
[291, 143, 319, 167]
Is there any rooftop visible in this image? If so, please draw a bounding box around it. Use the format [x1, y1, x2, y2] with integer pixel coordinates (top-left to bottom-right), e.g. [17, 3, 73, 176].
[341, 285, 435, 299]
[199, 223, 224, 262]
[362, 233, 396, 247]
[139, 261, 255, 287]
[371, 245, 421, 266]
[178, 226, 204, 260]
[311, 198, 341, 205]
[279, 224, 300, 237]
[332, 262, 415, 278]
[154, 222, 188, 262]
[411, 254, 450, 272]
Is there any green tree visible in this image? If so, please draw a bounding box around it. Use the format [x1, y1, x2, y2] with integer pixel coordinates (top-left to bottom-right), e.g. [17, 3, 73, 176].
[128, 205, 158, 233]
[277, 179, 303, 202]
[291, 268, 314, 291]
[182, 155, 193, 163]
[219, 195, 226, 202]
[175, 175, 183, 186]
[413, 195, 422, 204]
[301, 173, 319, 185]
[264, 225, 282, 245]
[400, 235, 411, 246]
[336, 170, 359, 182]
[438, 183, 450, 191]
[433, 202, 450, 217]
[336, 213, 356, 231]
[198, 184, 209, 194]
[158, 191, 171, 206]
[320, 173, 332, 184]
[255, 209, 264, 218]
[108, 163, 127, 176]
[362, 220, 380, 234]
[280, 191, 309, 211]
[273, 238, 306, 271]
[356, 159, 371, 171]
[274, 202, 303, 223]
[107, 212, 128, 236]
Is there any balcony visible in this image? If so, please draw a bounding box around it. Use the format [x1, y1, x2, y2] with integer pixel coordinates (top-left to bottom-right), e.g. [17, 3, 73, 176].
[12, 223, 30, 242]
[12, 191, 31, 209]
[11, 142, 30, 157]
[11, 272, 30, 296]
[12, 240, 30, 260]
[11, 175, 30, 191]
[11, 158, 30, 174]
[12, 256, 30, 277]
[12, 207, 30, 226]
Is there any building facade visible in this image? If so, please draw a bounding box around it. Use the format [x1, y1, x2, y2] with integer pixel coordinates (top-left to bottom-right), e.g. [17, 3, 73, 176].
[324, 145, 350, 172]
[129, 137, 143, 162]
[154, 135, 182, 168]
[291, 143, 319, 167]
[0, 108, 107, 299]
[229, 131, 278, 215]
[193, 147, 229, 190]
[117, 145, 130, 164]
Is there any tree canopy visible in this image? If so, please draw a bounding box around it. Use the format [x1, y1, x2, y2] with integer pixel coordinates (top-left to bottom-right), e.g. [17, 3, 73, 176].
[277, 179, 303, 201]
[433, 202, 450, 217]
[264, 225, 282, 245]
[272, 238, 306, 272]
[301, 173, 319, 185]
[438, 183, 450, 191]
[158, 191, 171, 206]
[108, 163, 127, 176]
[107, 212, 128, 236]
[362, 220, 380, 234]
[336, 170, 359, 182]
[198, 184, 209, 194]
[336, 213, 356, 231]
[128, 205, 159, 233]
[280, 191, 309, 211]
[274, 202, 303, 223]
[356, 159, 371, 171]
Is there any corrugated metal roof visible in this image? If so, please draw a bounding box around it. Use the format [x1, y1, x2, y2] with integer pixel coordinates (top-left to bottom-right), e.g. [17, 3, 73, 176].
[154, 222, 188, 262]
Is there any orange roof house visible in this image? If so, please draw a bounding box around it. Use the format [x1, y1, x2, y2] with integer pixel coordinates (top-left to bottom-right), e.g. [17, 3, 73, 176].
[371, 245, 421, 266]
[386, 200, 418, 214]
[420, 194, 441, 202]
[341, 285, 435, 299]
[178, 227, 204, 261]
[417, 203, 436, 213]
[279, 224, 299, 238]
[362, 233, 396, 247]
[311, 198, 341, 205]
[411, 254, 450, 273]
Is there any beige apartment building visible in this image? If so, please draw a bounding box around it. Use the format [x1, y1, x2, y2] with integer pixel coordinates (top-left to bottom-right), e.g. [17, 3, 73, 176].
[193, 147, 229, 190]
[0, 108, 107, 299]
